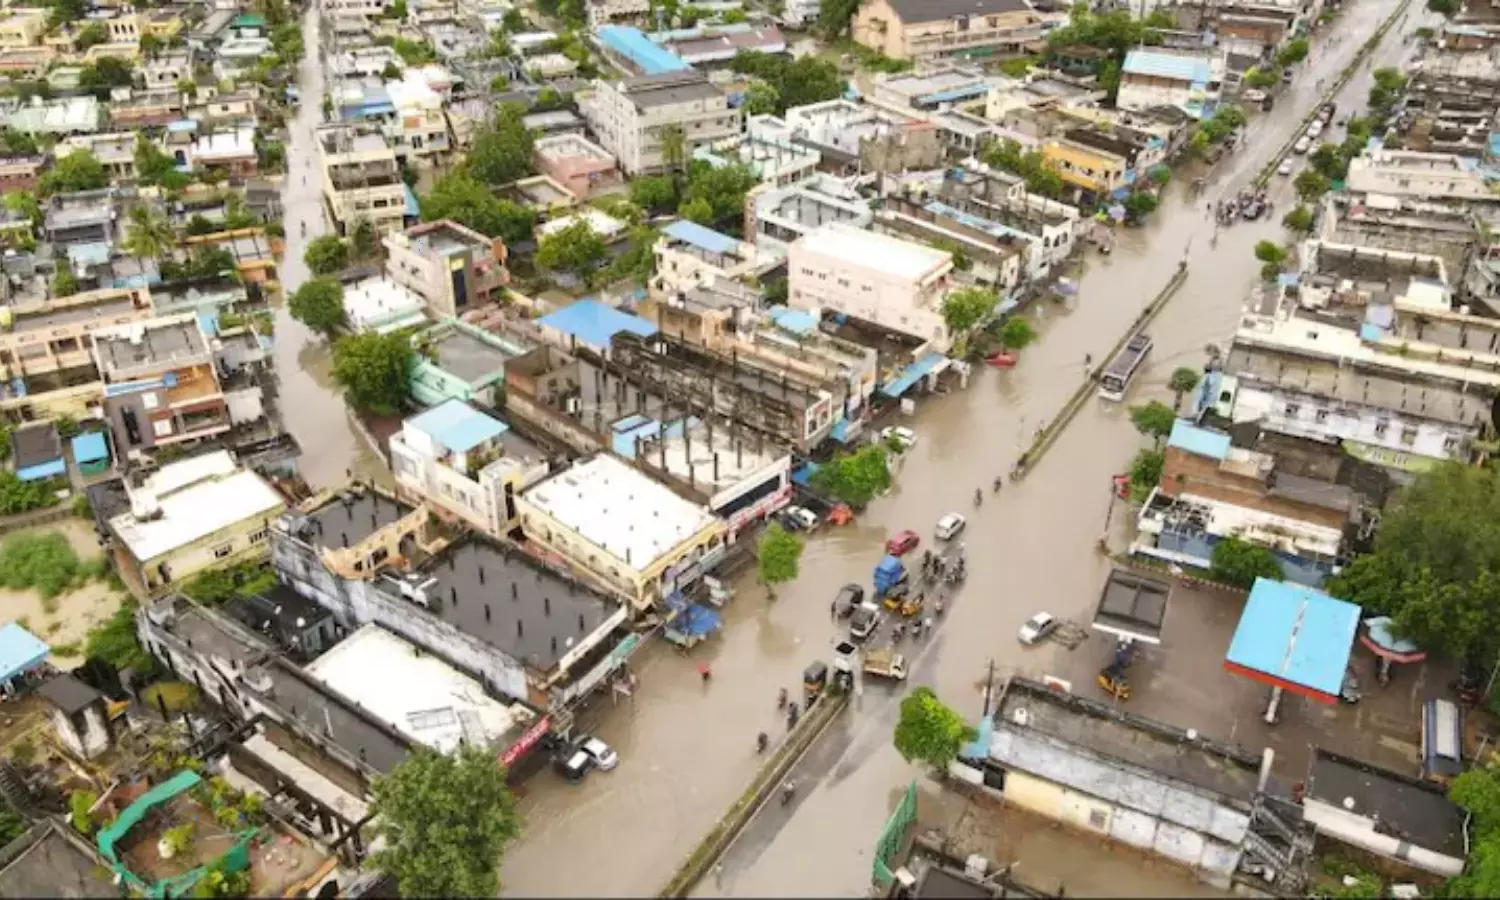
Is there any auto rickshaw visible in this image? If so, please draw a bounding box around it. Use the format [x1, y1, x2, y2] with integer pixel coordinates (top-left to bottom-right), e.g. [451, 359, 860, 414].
[881, 580, 910, 611]
[804, 660, 829, 705]
[1096, 664, 1131, 701]
[898, 590, 926, 618]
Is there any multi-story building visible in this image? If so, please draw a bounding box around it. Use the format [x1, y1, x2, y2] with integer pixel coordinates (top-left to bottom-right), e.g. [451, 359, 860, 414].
[940, 164, 1080, 280]
[695, 123, 819, 188]
[57, 132, 136, 181]
[851, 0, 1056, 62]
[0, 10, 45, 49]
[787, 222, 954, 353]
[531, 134, 621, 199]
[578, 70, 740, 175]
[1042, 137, 1129, 201]
[317, 123, 410, 236]
[386, 74, 450, 166]
[1116, 48, 1225, 120]
[1346, 149, 1497, 205]
[745, 172, 873, 257]
[875, 195, 1026, 299]
[389, 399, 551, 537]
[652, 219, 764, 296]
[324, 0, 388, 19]
[774, 100, 942, 175]
[383, 219, 509, 318]
[517, 454, 728, 610]
[587, 0, 651, 28]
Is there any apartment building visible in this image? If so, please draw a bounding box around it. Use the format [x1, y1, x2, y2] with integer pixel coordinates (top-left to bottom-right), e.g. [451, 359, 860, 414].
[852, 0, 1055, 62]
[325, 0, 388, 19]
[317, 124, 410, 236]
[875, 195, 1025, 299]
[1346, 150, 1496, 205]
[1043, 137, 1129, 200]
[1117, 48, 1225, 120]
[787, 223, 954, 352]
[577, 70, 740, 175]
[695, 124, 819, 188]
[587, 0, 650, 28]
[653, 220, 763, 296]
[386, 75, 450, 166]
[0, 10, 45, 49]
[745, 172, 873, 257]
[383, 219, 509, 318]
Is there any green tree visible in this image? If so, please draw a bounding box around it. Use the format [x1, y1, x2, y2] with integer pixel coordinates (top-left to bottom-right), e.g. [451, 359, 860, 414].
[0, 802, 23, 846]
[79, 57, 135, 93]
[421, 172, 536, 244]
[381, 61, 403, 80]
[893, 687, 976, 772]
[1128, 400, 1176, 444]
[391, 37, 437, 65]
[51, 269, 79, 298]
[757, 523, 803, 596]
[139, 32, 164, 59]
[3, 191, 40, 227]
[1326, 464, 1500, 665]
[370, 744, 521, 899]
[630, 174, 677, 212]
[1368, 67, 1408, 117]
[679, 161, 757, 226]
[1428, 0, 1459, 13]
[659, 124, 687, 177]
[1449, 766, 1500, 895]
[40, 149, 108, 195]
[1127, 448, 1164, 500]
[467, 103, 534, 185]
[742, 79, 780, 116]
[0, 128, 36, 156]
[1123, 191, 1158, 219]
[135, 135, 182, 187]
[84, 601, 152, 671]
[75, 22, 108, 50]
[123, 206, 173, 269]
[811, 443, 892, 508]
[1282, 204, 1315, 236]
[817, 0, 859, 38]
[69, 789, 98, 836]
[332, 331, 414, 415]
[535, 220, 606, 282]
[1309, 143, 1347, 181]
[996, 317, 1036, 351]
[678, 196, 713, 225]
[1209, 538, 1284, 589]
[941, 286, 995, 334]
[288, 277, 346, 337]
[1254, 239, 1288, 266]
[1168, 367, 1201, 410]
[1275, 37, 1309, 68]
[1244, 66, 1278, 89]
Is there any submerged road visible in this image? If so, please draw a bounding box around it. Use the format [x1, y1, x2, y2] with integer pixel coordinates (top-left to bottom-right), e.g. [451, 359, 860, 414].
[499, 0, 1428, 895]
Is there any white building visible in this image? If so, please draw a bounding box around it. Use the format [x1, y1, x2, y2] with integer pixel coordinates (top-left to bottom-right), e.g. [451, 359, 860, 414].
[317, 124, 410, 236]
[780, 0, 819, 27]
[587, 0, 650, 28]
[787, 223, 954, 352]
[386, 74, 450, 165]
[342, 276, 429, 333]
[578, 70, 741, 175]
[747, 172, 874, 257]
[1116, 48, 1225, 120]
[653, 219, 764, 296]
[698, 121, 820, 188]
[1346, 149, 1497, 205]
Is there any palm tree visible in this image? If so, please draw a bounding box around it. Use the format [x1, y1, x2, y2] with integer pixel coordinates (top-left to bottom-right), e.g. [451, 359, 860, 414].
[1168, 367, 1202, 411]
[659, 124, 686, 180]
[123, 206, 174, 274]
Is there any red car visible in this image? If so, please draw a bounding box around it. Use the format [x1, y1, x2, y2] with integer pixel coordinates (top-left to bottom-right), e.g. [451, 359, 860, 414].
[885, 530, 920, 556]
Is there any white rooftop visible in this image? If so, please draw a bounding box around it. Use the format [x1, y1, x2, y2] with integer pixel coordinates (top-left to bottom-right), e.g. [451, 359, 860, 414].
[794, 223, 951, 282]
[192, 127, 255, 162]
[386, 73, 442, 110]
[536, 207, 627, 240]
[524, 455, 719, 573]
[304, 624, 533, 755]
[110, 455, 286, 562]
[343, 276, 430, 334]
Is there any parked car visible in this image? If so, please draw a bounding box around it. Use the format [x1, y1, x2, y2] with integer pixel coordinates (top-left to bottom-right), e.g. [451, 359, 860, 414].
[579, 736, 619, 771]
[1017, 612, 1058, 646]
[834, 583, 865, 617]
[850, 601, 882, 641]
[779, 506, 819, 531]
[1277, 158, 1295, 176]
[878, 426, 917, 450]
[1243, 88, 1267, 103]
[935, 513, 966, 541]
[1307, 120, 1324, 139]
[555, 748, 594, 783]
[885, 529, 920, 555]
[1293, 136, 1312, 154]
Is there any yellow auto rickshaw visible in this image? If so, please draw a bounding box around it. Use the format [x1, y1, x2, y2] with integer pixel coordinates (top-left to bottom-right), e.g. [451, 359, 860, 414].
[1096, 664, 1131, 701]
[898, 590, 925, 618]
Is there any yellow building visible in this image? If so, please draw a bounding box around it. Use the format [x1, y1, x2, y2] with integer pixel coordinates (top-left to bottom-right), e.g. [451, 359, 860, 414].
[517, 454, 729, 610]
[852, 0, 1048, 62]
[0, 10, 46, 50]
[1042, 138, 1128, 198]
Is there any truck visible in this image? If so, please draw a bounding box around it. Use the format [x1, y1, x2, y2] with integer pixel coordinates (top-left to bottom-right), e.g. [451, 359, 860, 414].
[862, 648, 908, 681]
[873, 555, 908, 598]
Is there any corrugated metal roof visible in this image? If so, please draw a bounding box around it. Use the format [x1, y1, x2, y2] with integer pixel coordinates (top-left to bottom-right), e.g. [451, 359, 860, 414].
[1123, 50, 1211, 84]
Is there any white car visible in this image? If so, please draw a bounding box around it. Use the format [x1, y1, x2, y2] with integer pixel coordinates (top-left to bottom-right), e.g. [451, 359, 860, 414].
[580, 736, 618, 771]
[1277, 158, 1295, 176]
[1017, 612, 1058, 646]
[781, 506, 819, 531]
[1307, 120, 1324, 139]
[1242, 88, 1267, 103]
[879, 426, 917, 450]
[1293, 136, 1312, 154]
[935, 513, 966, 541]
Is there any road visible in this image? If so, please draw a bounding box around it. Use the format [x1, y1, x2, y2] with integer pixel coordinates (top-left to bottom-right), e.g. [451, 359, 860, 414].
[497, 0, 1429, 896]
[274, 4, 387, 489]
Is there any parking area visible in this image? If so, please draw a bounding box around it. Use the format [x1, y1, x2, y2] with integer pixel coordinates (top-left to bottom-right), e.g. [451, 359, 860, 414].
[1045, 574, 1458, 785]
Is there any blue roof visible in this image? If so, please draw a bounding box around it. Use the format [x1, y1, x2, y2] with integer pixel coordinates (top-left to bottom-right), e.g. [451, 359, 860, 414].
[16, 458, 64, 482]
[791, 461, 821, 487]
[1225, 579, 1359, 698]
[830, 418, 858, 444]
[662, 219, 739, 255]
[917, 84, 988, 106]
[596, 25, 691, 75]
[67, 241, 111, 268]
[1123, 50, 1211, 84]
[407, 399, 509, 453]
[70, 431, 108, 464]
[0, 622, 48, 683]
[766, 306, 819, 336]
[538, 298, 658, 350]
[880, 351, 948, 398]
[1167, 420, 1230, 460]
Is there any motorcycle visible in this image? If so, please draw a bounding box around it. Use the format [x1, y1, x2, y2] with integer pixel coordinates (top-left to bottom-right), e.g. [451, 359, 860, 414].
[756, 732, 769, 754]
[781, 781, 796, 806]
[973, 489, 983, 508]
[777, 687, 788, 711]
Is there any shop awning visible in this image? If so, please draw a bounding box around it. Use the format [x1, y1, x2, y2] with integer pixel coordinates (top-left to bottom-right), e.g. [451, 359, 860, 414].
[880, 352, 949, 399]
[829, 418, 861, 444]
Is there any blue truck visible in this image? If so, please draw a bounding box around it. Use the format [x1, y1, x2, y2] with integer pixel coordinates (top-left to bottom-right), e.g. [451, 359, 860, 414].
[873, 555, 908, 598]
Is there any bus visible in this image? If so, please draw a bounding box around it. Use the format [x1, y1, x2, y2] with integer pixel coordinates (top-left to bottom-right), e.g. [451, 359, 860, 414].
[1098, 334, 1153, 402]
[1421, 698, 1463, 785]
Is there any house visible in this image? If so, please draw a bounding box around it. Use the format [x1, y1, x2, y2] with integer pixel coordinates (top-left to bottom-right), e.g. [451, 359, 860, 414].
[142, 50, 193, 89]
[390, 399, 551, 537]
[0, 10, 46, 50]
[317, 123, 411, 236]
[517, 454, 728, 609]
[11, 423, 64, 484]
[1346, 149, 1496, 205]
[59, 132, 136, 181]
[787, 222, 954, 353]
[386, 73, 450, 165]
[653, 22, 787, 66]
[875, 194, 1025, 300]
[186, 127, 258, 177]
[746, 172, 874, 257]
[653, 219, 764, 296]
[214, 35, 273, 79]
[0, 155, 43, 192]
[776, 100, 943, 176]
[341, 277, 428, 334]
[578, 70, 741, 175]
[44, 189, 115, 252]
[383, 219, 509, 317]
[407, 319, 533, 407]
[1042, 136, 1128, 200]
[536, 297, 658, 358]
[1117, 48, 1225, 120]
[873, 67, 995, 112]
[587, 0, 651, 29]
[939, 164, 1080, 280]
[36, 673, 124, 759]
[851, 0, 1055, 62]
[106, 450, 287, 596]
[593, 25, 691, 76]
[532, 134, 621, 199]
[5, 96, 102, 136]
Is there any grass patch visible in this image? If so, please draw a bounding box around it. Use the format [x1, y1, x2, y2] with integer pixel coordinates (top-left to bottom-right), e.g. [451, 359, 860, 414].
[182, 561, 278, 605]
[0, 531, 85, 598]
[50, 640, 81, 657]
[142, 682, 199, 715]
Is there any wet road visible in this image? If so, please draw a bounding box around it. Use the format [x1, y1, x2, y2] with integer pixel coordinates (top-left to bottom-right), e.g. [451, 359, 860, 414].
[273, 5, 385, 489]
[498, 1, 1425, 895]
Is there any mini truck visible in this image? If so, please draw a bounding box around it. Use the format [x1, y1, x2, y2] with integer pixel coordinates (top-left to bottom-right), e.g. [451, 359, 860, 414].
[833, 640, 908, 681]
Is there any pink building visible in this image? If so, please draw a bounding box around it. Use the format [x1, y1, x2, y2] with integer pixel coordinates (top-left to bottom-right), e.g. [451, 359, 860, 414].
[532, 134, 621, 200]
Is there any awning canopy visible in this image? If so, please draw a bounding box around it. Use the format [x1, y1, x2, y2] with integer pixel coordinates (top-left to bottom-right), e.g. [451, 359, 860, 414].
[880, 352, 949, 399]
[1224, 579, 1359, 705]
[829, 418, 861, 444]
[0, 622, 49, 684]
[1360, 615, 1427, 664]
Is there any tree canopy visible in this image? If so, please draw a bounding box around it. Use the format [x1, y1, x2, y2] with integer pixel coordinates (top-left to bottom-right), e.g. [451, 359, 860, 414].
[979, 139, 1064, 199]
[1168, 367, 1201, 410]
[304, 235, 350, 276]
[535, 220, 606, 282]
[996, 317, 1036, 351]
[370, 744, 522, 899]
[1449, 765, 1500, 895]
[893, 687, 976, 771]
[40, 149, 108, 195]
[729, 51, 843, 113]
[1128, 400, 1176, 444]
[331, 331, 414, 415]
[1282, 205, 1314, 236]
[421, 172, 536, 244]
[289, 277, 346, 337]
[941, 286, 995, 334]
[811, 444, 891, 508]
[757, 523, 803, 593]
[630, 174, 677, 213]
[1127, 448, 1164, 501]
[1327, 463, 1500, 664]
[467, 104, 535, 186]
[1209, 538, 1283, 589]
[1045, 7, 1165, 98]
[679, 161, 758, 229]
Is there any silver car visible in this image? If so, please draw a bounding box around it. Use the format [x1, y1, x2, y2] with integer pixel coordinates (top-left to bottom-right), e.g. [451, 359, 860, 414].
[1017, 612, 1057, 646]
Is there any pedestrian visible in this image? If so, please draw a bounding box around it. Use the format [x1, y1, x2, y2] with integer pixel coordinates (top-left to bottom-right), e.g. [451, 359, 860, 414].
[830, 599, 837, 620]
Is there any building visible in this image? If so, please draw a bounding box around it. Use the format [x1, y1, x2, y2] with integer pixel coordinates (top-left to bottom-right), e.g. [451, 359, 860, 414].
[386, 73, 451, 165]
[390, 399, 551, 537]
[875, 194, 1025, 299]
[36, 673, 122, 759]
[939, 165, 1080, 280]
[517, 454, 728, 609]
[578, 70, 741, 175]
[341, 276, 429, 333]
[588, 0, 652, 29]
[408, 320, 533, 407]
[0, 821, 121, 898]
[383, 219, 509, 318]
[774, 100, 943, 176]
[851, 0, 1055, 62]
[788, 223, 954, 353]
[1116, 48, 1225, 120]
[655, 22, 787, 66]
[1346, 149, 1496, 205]
[593, 24, 691, 76]
[187, 127, 258, 177]
[873, 67, 995, 112]
[696, 123, 820, 188]
[107, 450, 287, 596]
[1042, 137, 1129, 200]
[531, 133, 621, 199]
[0, 10, 45, 50]
[746, 172, 874, 257]
[5, 96, 102, 136]
[59, 132, 136, 181]
[316, 123, 411, 237]
[653, 219, 764, 296]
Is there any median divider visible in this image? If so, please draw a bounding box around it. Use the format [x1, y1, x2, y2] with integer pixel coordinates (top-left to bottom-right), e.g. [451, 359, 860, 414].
[657, 690, 851, 899]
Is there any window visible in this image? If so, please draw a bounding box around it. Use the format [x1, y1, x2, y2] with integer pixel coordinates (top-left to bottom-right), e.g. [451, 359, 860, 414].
[1283, 402, 1300, 417]
[1400, 425, 1418, 445]
[1374, 420, 1390, 438]
[248, 529, 269, 543]
[1315, 409, 1329, 424]
[213, 544, 234, 559]
[1444, 435, 1461, 454]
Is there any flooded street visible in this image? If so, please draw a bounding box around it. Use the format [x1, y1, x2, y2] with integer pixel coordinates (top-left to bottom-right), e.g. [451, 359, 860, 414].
[273, 7, 384, 489]
[499, 0, 1428, 895]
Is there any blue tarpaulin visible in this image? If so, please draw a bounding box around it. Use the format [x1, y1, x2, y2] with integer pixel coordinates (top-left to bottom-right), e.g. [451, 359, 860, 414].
[16, 458, 65, 483]
[0, 623, 48, 684]
[829, 418, 859, 444]
[960, 715, 994, 760]
[71, 431, 108, 464]
[880, 352, 948, 399]
[791, 461, 821, 487]
[665, 591, 722, 637]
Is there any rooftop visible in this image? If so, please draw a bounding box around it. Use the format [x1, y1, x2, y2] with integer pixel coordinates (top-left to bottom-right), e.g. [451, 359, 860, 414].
[1092, 569, 1170, 644]
[342, 276, 428, 334]
[884, 0, 1030, 21]
[408, 399, 508, 454]
[304, 623, 534, 754]
[1167, 420, 1230, 460]
[596, 25, 691, 76]
[388, 536, 620, 671]
[1224, 579, 1359, 701]
[94, 317, 208, 375]
[620, 70, 721, 109]
[662, 219, 740, 255]
[1306, 749, 1468, 857]
[0, 821, 117, 898]
[616, 415, 785, 492]
[538, 297, 658, 349]
[245, 658, 411, 774]
[1122, 48, 1215, 83]
[12, 422, 61, 470]
[110, 462, 285, 563]
[524, 454, 719, 573]
[427, 326, 523, 386]
[300, 487, 414, 552]
[794, 223, 951, 282]
[222, 584, 330, 651]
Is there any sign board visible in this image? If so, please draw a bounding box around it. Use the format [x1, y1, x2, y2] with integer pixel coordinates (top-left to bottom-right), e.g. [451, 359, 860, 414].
[500, 716, 550, 768]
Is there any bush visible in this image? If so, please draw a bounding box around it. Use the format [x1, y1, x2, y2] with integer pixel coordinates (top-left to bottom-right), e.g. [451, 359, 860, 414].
[0, 531, 82, 598]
